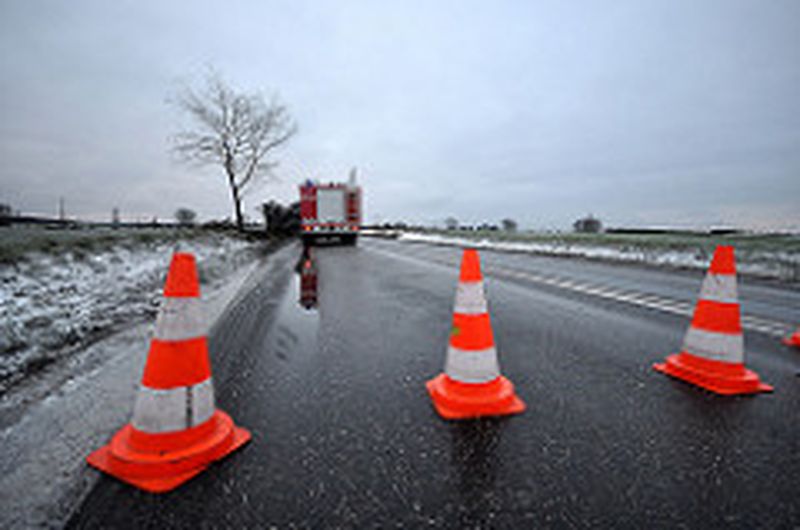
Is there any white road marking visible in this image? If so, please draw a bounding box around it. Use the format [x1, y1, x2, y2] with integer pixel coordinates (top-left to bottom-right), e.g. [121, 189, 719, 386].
[365, 243, 793, 339]
[485, 264, 791, 338]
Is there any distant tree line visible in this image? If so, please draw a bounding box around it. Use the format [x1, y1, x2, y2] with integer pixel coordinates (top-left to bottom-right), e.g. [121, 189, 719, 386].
[0, 203, 12, 226]
[443, 216, 512, 232]
[174, 208, 197, 226]
[573, 214, 603, 233]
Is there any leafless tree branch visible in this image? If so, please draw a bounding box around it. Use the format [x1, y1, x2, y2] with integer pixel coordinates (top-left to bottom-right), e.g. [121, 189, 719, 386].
[170, 71, 297, 230]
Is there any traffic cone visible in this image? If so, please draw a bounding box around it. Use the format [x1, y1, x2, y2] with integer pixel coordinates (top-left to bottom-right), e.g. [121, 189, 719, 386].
[426, 249, 526, 419]
[783, 326, 800, 348]
[653, 245, 773, 395]
[87, 253, 251, 492]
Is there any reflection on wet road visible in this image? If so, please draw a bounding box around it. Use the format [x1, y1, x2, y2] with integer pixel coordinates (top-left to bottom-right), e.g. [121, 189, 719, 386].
[67, 239, 800, 528]
[297, 246, 319, 311]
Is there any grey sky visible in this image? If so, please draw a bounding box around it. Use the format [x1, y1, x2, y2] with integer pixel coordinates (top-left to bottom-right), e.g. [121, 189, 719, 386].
[1, 0, 798, 229]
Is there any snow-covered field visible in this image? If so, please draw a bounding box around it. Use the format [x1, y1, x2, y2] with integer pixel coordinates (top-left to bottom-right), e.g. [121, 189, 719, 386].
[0, 227, 259, 396]
[0, 237, 272, 529]
[397, 231, 800, 282]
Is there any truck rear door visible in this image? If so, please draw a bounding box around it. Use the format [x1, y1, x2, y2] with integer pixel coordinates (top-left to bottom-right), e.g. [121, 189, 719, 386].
[317, 188, 345, 225]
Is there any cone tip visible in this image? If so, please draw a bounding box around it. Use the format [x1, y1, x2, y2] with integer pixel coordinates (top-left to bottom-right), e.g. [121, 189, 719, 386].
[709, 245, 736, 275]
[459, 248, 483, 282]
[164, 252, 200, 297]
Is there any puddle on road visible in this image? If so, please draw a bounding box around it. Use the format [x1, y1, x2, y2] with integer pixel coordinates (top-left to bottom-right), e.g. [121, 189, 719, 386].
[265, 248, 321, 364]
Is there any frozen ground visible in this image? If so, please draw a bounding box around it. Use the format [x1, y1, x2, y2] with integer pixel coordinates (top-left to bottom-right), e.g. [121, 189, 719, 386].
[0, 228, 257, 398]
[397, 231, 800, 283]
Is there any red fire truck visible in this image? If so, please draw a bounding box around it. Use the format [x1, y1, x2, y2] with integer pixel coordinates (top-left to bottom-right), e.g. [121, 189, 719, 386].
[299, 169, 362, 246]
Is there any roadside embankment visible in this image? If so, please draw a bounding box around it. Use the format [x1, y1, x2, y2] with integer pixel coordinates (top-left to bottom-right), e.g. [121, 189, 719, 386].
[0, 226, 263, 396]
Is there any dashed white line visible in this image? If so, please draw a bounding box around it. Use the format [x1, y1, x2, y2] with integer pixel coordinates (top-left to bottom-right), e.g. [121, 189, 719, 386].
[366, 243, 793, 339]
[486, 264, 791, 338]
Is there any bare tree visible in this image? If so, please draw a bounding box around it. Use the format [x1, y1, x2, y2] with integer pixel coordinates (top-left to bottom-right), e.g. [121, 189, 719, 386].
[172, 72, 297, 231]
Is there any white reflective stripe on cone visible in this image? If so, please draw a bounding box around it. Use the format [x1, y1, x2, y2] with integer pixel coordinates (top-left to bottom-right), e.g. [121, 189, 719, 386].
[682, 327, 744, 363]
[699, 273, 738, 305]
[445, 345, 501, 383]
[154, 297, 207, 341]
[193, 378, 216, 429]
[132, 378, 216, 433]
[454, 281, 488, 315]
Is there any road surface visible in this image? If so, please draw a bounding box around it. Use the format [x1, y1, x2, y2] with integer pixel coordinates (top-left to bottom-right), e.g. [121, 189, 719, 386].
[67, 238, 800, 528]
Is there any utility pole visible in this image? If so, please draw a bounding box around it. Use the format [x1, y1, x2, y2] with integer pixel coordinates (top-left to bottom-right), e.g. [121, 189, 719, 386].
[59, 197, 65, 221]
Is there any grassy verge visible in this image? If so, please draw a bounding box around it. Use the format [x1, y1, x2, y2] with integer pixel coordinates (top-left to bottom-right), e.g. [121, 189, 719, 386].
[0, 225, 259, 265]
[415, 228, 800, 254]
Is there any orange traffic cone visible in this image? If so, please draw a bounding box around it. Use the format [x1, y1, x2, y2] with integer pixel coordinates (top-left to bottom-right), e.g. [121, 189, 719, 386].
[87, 253, 251, 492]
[653, 245, 772, 395]
[783, 326, 800, 348]
[426, 249, 526, 419]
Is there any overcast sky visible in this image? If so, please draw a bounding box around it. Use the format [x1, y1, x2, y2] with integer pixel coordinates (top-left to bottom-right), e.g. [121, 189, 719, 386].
[1, 0, 798, 230]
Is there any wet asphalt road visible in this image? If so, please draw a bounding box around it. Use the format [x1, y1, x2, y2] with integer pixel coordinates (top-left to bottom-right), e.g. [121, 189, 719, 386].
[67, 239, 800, 529]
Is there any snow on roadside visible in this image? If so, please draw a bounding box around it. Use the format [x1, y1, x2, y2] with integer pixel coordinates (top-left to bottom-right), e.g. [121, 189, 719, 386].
[398, 232, 800, 282]
[0, 252, 267, 530]
[0, 232, 256, 395]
